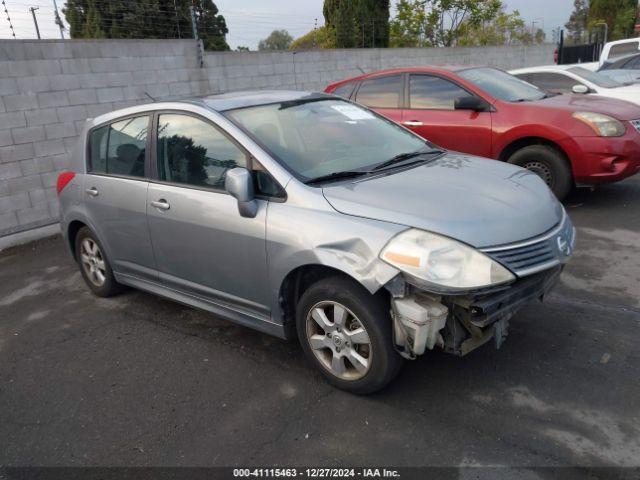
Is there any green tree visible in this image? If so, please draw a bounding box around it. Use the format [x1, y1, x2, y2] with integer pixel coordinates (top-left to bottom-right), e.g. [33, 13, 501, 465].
[389, 0, 429, 47]
[82, 0, 104, 39]
[323, 0, 390, 48]
[290, 26, 337, 50]
[588, 0, 637, 41]
[565, 0, 589, 42]
[63, 0, 229, 50]
[258, 30, 294, 50]
[457, 8, 545, 46]
[389, 0, 503, 47]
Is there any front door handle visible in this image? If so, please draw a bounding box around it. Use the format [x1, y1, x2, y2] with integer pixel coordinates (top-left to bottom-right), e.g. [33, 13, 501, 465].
[85, 187, 99, 197]
[150, 199, 170, 211]
[403, 120, 423, 127]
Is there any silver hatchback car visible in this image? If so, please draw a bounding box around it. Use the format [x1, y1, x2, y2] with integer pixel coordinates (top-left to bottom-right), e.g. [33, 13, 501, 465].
[57, 91, 575, 393]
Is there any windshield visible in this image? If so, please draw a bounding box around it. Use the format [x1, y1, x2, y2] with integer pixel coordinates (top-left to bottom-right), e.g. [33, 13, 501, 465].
[225, 98, 430, 182]
[567, 67, 623, 88]
[458, 67, 546, 102]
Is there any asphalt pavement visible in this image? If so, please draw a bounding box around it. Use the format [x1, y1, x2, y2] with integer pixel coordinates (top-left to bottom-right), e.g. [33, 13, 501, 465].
[0, 177, 639, 470]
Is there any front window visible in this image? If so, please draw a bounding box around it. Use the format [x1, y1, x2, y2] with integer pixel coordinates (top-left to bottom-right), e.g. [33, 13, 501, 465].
[224, 98, 429, 182]
[567, 67, 622, 88]
[409, 75, 471, 110]
[525, 72, 578, 95]
[459, 67, 546, 102]
[156, 114, 247, 190]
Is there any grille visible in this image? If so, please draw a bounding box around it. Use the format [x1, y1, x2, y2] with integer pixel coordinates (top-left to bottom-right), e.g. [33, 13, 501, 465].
[630, 119, 640, 132]
[482, 214, 575, 277]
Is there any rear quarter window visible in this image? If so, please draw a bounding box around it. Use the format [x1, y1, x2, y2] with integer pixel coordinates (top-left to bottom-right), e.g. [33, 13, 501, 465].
[331, 82, 356, 99]
[87, 116, 149, 178]
[88, 126, 108, 173]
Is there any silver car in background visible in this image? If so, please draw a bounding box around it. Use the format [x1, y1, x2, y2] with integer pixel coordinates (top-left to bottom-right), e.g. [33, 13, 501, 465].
[57, 91, 575, 393]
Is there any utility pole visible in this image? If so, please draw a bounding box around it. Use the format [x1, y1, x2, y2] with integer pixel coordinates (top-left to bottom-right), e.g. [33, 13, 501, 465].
[173, 0, 181, 38]
[189, 5, 204, 68]
[52, 0, 64, 38]
[30, 6, 40, 40]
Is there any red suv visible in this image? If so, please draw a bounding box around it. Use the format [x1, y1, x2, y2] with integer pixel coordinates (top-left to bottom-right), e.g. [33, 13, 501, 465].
[325, 66, 640, 199]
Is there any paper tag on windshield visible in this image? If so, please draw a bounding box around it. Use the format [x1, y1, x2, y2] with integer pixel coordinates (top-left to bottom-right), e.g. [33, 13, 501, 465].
[331, 104, 375, 121]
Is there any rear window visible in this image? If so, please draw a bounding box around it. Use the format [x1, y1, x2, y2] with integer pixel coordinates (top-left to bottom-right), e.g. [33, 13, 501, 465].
[609, 41, 640, 59]
[355, 75, 402, 108]
[88, 116, 149, 178]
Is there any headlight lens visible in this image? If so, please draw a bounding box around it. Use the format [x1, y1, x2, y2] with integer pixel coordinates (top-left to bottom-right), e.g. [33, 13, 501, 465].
[380, 229, 515, 291]
[573, 112, 626, 137]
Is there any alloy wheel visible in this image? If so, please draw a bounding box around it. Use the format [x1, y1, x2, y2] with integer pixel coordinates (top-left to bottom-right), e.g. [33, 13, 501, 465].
[80, 238, 106, 287]
[305, 301, 372, 381]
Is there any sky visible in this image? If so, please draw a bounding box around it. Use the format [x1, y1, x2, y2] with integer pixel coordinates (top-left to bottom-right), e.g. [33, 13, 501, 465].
[0, 0, 575, 48]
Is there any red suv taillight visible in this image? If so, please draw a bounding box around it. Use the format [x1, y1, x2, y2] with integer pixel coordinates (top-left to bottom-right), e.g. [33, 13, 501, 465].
[56, 172, 75, 195]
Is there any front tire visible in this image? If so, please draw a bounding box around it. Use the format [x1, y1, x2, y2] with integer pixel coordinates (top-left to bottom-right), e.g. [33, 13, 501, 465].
[508, 145, 573, 200]
[296, 276, 403, 394]
[75, 226, 123, 297]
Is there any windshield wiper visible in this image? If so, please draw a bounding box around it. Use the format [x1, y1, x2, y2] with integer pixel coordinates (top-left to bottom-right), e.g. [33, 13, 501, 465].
[371, 148, 444, 171]
[304, 170, 371, 185]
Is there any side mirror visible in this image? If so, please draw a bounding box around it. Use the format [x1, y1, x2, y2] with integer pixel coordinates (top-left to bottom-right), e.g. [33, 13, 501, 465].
[572, 84, 589, 94]
[225, 167, 258, 218]
[454, 96, 489, 112]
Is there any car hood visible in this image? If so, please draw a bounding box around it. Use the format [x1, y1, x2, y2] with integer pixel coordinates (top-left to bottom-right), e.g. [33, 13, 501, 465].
[322, 153, 564, 248]
[529, 93, 640, 120]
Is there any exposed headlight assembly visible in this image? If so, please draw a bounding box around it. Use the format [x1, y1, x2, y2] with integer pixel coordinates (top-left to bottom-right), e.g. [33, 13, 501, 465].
[573, 112, 626, 137]
[380, 229, 515, 292]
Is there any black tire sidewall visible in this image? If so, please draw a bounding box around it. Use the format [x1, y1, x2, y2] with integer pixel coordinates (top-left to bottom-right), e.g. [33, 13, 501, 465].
[508, 145, 573, 201]
[296, 276, 402, 394]
[75, 227, 121, 297]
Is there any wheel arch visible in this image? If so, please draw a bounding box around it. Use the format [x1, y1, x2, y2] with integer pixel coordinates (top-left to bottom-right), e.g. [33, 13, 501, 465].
[67, 219, 88, 261]
[498, 136, 572, 172]
[277, 264, 391, 340]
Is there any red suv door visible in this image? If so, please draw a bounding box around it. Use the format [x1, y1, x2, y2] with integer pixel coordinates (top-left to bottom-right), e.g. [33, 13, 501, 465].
[401, 74, 492, 157]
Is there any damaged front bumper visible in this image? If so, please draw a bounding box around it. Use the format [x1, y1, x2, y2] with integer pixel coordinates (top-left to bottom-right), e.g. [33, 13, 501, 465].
[388, 266, 563, 359]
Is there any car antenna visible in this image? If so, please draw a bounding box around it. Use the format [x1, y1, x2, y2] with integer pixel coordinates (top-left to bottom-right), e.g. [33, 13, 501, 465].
[356, 65, 365, 74]
[144, 91, 157, 102]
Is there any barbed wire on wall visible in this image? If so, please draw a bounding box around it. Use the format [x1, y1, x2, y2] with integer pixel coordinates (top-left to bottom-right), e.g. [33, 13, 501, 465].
[2, 0, 16, 38]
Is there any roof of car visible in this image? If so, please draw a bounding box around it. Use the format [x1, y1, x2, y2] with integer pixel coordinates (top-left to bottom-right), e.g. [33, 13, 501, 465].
[510, 65, 577, 74]
[196, 90, 327, 111]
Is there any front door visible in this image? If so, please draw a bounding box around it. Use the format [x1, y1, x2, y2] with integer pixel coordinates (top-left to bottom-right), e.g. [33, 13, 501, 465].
[146, 112, 270, 320]
[401, 74, 493, 157]
[82, 115, 157, 282]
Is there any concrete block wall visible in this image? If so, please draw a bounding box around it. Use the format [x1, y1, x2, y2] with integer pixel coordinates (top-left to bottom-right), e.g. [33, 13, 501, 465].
[0, 39, 555, 240]
[0, 39, 204, 238]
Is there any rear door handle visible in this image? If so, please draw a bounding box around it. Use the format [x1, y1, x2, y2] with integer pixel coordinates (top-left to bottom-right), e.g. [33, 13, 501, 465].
[150, 199, 170, 211]
[85, 187, 99, 197]
[403, 120, 423, 127]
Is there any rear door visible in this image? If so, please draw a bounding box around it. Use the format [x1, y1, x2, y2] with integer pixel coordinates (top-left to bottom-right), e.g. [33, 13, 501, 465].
[352, 74, 404, 124]
[146, 112, 271, 321]
[401, 74, 492, 157]
[82, 115, 157, 282]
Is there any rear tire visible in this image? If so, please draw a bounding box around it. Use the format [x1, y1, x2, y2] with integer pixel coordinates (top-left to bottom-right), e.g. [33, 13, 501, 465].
[296, 276, 403, 394]
[508, 145, 573, 201]
[75, 226, 123, 298]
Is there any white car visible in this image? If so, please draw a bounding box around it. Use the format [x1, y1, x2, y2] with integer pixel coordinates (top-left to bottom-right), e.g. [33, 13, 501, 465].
[572, 38, 640, 71]
[510, 65, 640, 106]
